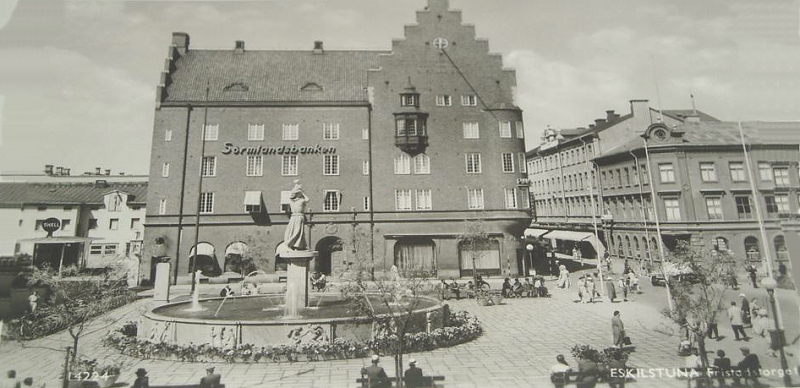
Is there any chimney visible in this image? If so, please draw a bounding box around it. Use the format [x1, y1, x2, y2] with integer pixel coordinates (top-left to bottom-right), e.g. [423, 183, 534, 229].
[172, 32, 190, 56]
[594, 119, 606, 127]
[44, 165, 54, 175]
[105, 169, 111, 176]
[234, 40, 245, 54]
[313, 41, 324, 54]
[55, 166, 63, 175]
[95, 167, 101, 175]
[94, 179, 109, 188]
[606, 110, 616, 122]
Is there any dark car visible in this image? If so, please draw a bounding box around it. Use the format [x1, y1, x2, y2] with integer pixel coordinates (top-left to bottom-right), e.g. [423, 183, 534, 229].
[650, 273, 705, 287]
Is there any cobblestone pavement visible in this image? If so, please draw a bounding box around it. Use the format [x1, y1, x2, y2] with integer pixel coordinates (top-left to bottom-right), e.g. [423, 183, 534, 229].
[1, 276, 797, 388]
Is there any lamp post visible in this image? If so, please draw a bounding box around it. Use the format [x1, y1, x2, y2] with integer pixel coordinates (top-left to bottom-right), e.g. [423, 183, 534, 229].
[525, 243, 534, 277]
[761, 276, 791, 388]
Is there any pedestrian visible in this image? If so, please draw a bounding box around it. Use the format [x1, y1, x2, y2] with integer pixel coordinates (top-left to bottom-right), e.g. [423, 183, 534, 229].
[727, 301, 748, 341]
[591, 273, 600, 299]
[557, 265, 570, 289]
[132, 368, 149, 388]
[28, 291, 38, 313]
[618, 277, 628, 301]
[712, 350, 731, 387]
[705, 312, 719, 340]
[604, 251, 612, 273]
[572, 246, 579, 261]
[739, 294, 752, 327]
[746, 265, 758, 288]
[3, 370, 19, 388]
[612, 311, 625, 348]
[501, 278, 513, 298]
[361, 355, 390, 388]
[550, 354, 572, 388]
[524, 277, 533, 297]
[439, 279, 450, 300]
[20, 377, 42, 388]
[551, 257, 560, 278]
[606, 348, 628, 388]
[605, 276, 617, 302]
[403, 358, 424, 388]
[734, 347, 761, 387]
[199, 366, 222, 388]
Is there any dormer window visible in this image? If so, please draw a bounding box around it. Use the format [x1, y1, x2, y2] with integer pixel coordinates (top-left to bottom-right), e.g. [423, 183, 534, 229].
[394, 112, 429, 155]
[401, 94, 418, 107]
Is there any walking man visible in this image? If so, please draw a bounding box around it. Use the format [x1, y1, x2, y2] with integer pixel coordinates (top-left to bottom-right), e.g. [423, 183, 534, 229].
[727, 301, 748, 341]
[612, 311, 626, 348]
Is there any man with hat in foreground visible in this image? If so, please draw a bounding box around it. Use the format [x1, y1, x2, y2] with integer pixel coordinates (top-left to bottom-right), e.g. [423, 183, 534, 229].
[404, 358, 424, 388]
[734, 347, 761, 387]
[360, 355, 389, 388]
[132, 368, 148, 388]
[199, 366, 222, 388]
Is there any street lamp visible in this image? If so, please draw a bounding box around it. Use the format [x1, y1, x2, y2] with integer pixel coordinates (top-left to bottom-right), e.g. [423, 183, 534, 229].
[526, 243, 534, 277]
[761, 276, 792, 388]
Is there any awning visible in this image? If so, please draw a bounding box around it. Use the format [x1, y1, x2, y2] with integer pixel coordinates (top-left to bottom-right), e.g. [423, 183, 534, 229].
[189, 243, 215, 257]
[18, 236, 100, 244]
[524, 228, 550, 238]
[225, 242, 248, 256]
[545, 230, 594, 242]
[244, 191, 262, 206]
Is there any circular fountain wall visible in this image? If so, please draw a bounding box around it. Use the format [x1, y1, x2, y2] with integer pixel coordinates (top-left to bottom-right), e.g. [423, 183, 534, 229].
[139, 294, 444, 348]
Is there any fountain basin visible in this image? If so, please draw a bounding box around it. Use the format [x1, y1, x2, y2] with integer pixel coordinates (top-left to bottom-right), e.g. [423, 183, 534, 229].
[139, 294, 444, 348]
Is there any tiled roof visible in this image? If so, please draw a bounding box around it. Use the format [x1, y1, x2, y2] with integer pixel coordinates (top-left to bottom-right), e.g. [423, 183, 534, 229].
[0, 182, 147, 205]
[661, 109, 719, 122]
[594, 121, 800, 160]
[163, 50, 386, 103]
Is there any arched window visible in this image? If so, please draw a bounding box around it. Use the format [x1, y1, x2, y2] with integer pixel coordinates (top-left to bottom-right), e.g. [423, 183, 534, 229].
[224, 241, 250, 274]
[633, 237, 640, 259]
[188, 242, 221, 277]
[625, 236, 632, 258]
[744, 236, 760, 262]
[774, 235, 788, 261]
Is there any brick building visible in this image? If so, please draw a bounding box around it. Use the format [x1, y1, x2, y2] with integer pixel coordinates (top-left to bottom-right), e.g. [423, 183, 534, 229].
[143, 0, 530, 283]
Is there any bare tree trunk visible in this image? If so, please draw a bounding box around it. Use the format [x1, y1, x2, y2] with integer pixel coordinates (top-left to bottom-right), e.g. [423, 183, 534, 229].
[697, 331, 709, 388]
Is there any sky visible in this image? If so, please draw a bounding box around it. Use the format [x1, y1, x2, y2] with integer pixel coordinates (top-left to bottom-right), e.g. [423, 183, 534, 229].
[0, 0, 798, 175]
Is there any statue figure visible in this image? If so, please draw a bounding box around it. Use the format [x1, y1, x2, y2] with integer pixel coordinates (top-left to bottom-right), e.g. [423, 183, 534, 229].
[284, 180, 310, 251]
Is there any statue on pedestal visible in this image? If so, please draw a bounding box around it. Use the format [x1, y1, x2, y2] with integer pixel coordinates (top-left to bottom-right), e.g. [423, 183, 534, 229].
[284, 180, 310, 251]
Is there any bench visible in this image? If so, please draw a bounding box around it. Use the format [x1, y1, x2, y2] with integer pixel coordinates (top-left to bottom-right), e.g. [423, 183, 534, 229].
[678, 366, 757, 388]
[356, 375, 445, 387]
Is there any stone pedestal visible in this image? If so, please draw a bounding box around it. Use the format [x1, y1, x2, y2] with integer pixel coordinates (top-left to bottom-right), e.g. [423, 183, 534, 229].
[153, 262, 171, 303]
[279, 250, 318, 317]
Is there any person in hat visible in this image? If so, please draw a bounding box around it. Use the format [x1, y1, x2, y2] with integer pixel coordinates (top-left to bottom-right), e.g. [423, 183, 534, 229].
[735, 347, 761, 387]
[403, 358, 424, 388]
[550, 354, 572, 388]
[132, 368, 149, 388]
[360, 355, 389, 388]
[199, 366, 222, 388]
[739, 294, 752, 327]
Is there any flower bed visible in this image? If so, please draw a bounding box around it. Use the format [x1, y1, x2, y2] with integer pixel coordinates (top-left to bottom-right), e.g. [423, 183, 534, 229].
[103, 311, 482, 363]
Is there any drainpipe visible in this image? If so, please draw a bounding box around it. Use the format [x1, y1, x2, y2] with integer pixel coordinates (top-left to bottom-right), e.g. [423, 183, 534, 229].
[642, 136, 673, 311]
[174, 104, 193, 284]
[556, 149, 567, 222]
[579, 137, 604, 294]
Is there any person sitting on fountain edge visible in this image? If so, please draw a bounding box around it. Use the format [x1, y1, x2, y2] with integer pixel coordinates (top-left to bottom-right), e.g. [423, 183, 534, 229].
[311, 271, 327, 291]
[219, 285, 234, 298]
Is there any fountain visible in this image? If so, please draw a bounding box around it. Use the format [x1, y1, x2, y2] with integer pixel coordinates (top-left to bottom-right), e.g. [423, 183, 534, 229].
[139, 180, 445, 348]
[184, 270, 207, 312]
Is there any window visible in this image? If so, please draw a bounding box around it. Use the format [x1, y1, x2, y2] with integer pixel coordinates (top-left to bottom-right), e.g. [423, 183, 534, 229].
[705, 197, 724, 220]
[499, 121, 512, 138]
[394, 154, 411, 174]
[395, 190, 412, 211]
[659, 163, 675, 183]
[735, 196, 753, 219]
[204, 124, 218, 141]
[362, 128, 369, 140]
[109, 218, 119, 230]
[162, 163, 170, 178]
[461, 95, 477, 106]
[758, 162, 772, 181]
[362, 160, 370, 175]
[465, 153, 482, 173]
[467, 189, 484, 209]
[60, 219, 71, 231]
[400, 94, 417, 107]
[90, 245, 103, 255]
[641, 164, 649, 184]
[773, 166, 789, 187]
[729, 162, 746, 182]
[246, 155, 263, 176]
[413, 154, 430, 174]
[245, 203, 261, 213]
[416, 189, 432, 210]
[202, 156, 216, 177]
[323, 123, 339, 140]
[199, 192, 214, 214]
[395, 117, 426, 137]
[518, 153, 526, 173]
[129, 218, 142, 230]
[248, 124, 265, 141]
[108, 193, 123, 211]
[363, 196, 371, 211]
[501, 153, 515, 173]
[515, 121, 524, 139]
[700, 162, 717, 182]
[323, 155, 339, 175]
[282, 124, 299, 141]
[103, 244, 117, 255]
[88, 218, 98, 229]
[323, 190, 340, 212]
[664, 198, 681, 221]
[504, 188, 517, 209]
[165, 129, 172, 142]
[463, 122, 480, 139]
[34, 220, 43, 231]
[776, 194, 789, 213]
[765, 195, 779, 217]
[520, 187, 530, 209]
[281, 155, 298, 176]
[158, 199, 167, 215]
[435, 94, 451, 106]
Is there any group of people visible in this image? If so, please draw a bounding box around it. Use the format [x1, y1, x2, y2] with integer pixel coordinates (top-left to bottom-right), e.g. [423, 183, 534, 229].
[2, 370, 43, 388]
[132, 366, 223, 388]
[310, 271, 327, 291]
[549, 349, 629, 388]
[500, 277, 549, 298]
[360, 355, 427, 388]
[684, 347, 764, 387]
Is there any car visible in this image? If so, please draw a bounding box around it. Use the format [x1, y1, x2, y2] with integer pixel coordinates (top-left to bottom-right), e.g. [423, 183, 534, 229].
[650, 272, 705, 287]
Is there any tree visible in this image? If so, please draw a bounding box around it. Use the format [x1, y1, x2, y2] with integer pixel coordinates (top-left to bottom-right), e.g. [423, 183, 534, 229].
[457, 219, 495, 300]
[339, 264, 433, 388]
[239, 230, 275, 274]
[662, 241, 741, 381]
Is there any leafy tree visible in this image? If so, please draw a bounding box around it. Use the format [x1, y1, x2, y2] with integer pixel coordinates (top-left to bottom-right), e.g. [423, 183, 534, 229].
[457, 219, 496, 301]
[661, 241, 741, 379]
[239, 230, 274, 274]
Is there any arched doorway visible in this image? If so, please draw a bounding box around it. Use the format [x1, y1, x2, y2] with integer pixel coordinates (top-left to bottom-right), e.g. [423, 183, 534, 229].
[397, 237, 437, 277]
[188, 242, 221, 277]
[774, 235, 788, 261]
[315, 236, 344, 276]
[744, 236, 760, 262]
[224, 242, 251, 275]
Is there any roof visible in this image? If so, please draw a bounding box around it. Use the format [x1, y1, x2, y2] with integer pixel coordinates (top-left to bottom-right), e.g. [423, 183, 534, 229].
[163, 50, 386, 103]
[594, 121, 800, 161]
[0, 182, 148, 206]
[661, 109, 719, 123]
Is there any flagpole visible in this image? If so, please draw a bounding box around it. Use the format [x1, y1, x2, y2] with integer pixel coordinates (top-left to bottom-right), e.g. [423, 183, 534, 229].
[190, 82, 210, 294]
[642, 136, 673, 311]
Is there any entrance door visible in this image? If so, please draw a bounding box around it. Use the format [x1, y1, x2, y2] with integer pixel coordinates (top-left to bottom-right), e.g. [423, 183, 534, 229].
[315, 237, 343, 276]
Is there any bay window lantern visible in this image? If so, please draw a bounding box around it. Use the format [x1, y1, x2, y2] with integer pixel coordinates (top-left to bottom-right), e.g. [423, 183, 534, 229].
[394, 77, 428, 154]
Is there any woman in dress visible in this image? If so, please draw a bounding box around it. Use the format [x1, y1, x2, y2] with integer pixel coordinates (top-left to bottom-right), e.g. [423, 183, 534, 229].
[284, 182, 310, 250]
[557, 265, 570, 289]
